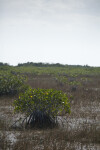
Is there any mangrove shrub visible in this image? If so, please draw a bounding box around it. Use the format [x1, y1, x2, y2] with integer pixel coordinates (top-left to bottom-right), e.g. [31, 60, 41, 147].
[14, 88, 70, 128]
[0, 72, 27, 95]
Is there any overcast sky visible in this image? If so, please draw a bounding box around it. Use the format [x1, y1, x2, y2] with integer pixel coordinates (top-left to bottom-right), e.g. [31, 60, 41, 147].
[0, 0, 100, 66]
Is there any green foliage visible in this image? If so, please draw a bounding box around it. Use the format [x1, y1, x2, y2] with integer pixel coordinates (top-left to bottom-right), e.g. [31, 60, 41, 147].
[18, 62, 65, 67]
[15, 65, 100, 76]
[56, 75, 68, 84]
[1, 62, 100, 76]
[0, 72, 28, 95]
[0, 62, 9, 66]
[14, 88, 70, 117]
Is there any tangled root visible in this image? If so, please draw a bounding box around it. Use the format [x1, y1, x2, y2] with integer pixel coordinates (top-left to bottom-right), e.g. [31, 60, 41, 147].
[26, 110, 58, 129]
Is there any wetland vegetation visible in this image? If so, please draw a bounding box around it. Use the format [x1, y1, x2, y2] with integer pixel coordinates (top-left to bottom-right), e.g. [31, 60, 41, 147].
[0, 62, 100, 149]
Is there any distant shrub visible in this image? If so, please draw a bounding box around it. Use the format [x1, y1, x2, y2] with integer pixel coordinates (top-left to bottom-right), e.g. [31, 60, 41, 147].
[0, 72, 28, 95]
[13, 88, 70, 128]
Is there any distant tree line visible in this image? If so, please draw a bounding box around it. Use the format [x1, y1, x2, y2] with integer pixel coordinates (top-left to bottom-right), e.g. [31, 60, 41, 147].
[17, 62, 66, 67]
[0, 62, 9, 66]
[0, 62, 91, 68]
[17, 62, 90, 68]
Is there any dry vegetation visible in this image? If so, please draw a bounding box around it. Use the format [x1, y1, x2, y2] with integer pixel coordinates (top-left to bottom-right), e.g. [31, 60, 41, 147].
[0, 68, 100, 150]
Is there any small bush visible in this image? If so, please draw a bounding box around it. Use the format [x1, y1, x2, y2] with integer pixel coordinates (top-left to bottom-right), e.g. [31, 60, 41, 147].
[13, 88, 70, 128]
[0, 72, 28, 95]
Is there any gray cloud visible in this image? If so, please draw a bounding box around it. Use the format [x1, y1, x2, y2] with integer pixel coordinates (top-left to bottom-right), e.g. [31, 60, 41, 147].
[1, 0, 100, 30]
[1, 0, 100, 18]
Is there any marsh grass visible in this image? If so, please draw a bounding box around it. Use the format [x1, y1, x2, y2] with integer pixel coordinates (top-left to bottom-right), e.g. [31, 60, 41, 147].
[0, 120, 11, 150]
[0, 71, 100, 149]
[12, 124, 100, 150]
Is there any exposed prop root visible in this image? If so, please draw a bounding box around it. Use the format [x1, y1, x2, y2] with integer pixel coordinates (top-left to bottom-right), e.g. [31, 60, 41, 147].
[26, 110, 58, 129]
[11, 110, 59, 129]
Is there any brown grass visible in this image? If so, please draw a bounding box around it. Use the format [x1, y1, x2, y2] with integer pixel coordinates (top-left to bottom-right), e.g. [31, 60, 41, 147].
[0, 74, 100, 149]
